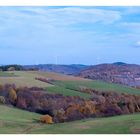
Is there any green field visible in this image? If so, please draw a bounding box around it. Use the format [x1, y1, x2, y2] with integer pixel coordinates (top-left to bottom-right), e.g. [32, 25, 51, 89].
[0, 105, 41, 134]
[53, 80, 140, 95]
[0, 71, 53, 87]
[0, 105, 140, 134]
[0, 71, 140, 98]
[0, 71, 91, 98]
[46, 86, 91, 99]
[0, 71, 88, 88]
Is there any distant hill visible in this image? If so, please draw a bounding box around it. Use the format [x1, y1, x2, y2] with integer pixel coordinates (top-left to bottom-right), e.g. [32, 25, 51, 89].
[113, 62, 127, 65]
[23, 64, 89, 75]
[78, 62, 140, 87]
[2, 62, 140, 87]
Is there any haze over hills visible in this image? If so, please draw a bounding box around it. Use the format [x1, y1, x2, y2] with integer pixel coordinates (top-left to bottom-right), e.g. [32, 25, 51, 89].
[23, 64, 89, 75]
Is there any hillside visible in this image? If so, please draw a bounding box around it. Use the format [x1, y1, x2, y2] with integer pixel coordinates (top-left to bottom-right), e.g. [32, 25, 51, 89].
[78, 63, 140, 87]
[0, 71, 53, 87]
[0, 70, 140, 133]
[0, 71, 88, 88]
[0, 71, 140, 96]
[0, 105, 140, 134]
[0, 71, 91, 99]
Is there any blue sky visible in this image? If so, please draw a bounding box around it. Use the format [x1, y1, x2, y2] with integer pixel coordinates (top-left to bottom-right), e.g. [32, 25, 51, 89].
[0, 6, 140, 65]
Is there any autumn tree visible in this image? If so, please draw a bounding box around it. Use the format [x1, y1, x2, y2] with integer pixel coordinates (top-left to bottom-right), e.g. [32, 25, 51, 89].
[40, 114, 53, 124]
[8, 88, 17, 104]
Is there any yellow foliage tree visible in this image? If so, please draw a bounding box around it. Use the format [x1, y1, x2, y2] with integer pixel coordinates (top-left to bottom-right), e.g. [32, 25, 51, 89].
[8, 88, 17, 103]
[40, 114, 53, 124]
[79, 101, 96, 115]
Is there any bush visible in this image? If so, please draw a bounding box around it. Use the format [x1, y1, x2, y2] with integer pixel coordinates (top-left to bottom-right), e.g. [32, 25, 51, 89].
[40, 115, 53, 124]
[0, 96, 5, 104]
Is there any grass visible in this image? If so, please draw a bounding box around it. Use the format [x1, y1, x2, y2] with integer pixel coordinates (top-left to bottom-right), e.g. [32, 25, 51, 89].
[53, 80, 140, 95]
[30, 113, 140, 134]
[0, 105, 140, 134]
[1, 71, 140, 99]
[0, 105, 41, 134]
[46, 86, 91, 99]
[0, 71, 53, 87]
[0, 72, 17, 77]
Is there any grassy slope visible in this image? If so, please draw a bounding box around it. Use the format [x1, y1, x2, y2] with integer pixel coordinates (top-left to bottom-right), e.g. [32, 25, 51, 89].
[0, 71, 91, 99]
[0, 105, 41, 134]
[30, 113, 140, 134]
[0, 71, 53, 87]
[0, 105, 140, 134]
[54, 80, 140, 95]
[0, 71, 140, 98]
[46, 86, 91, 99]
[29, 71, 140, 97]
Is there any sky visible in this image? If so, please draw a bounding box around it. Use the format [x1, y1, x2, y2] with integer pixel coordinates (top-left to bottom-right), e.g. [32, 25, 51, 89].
[0, 6, 140, 65]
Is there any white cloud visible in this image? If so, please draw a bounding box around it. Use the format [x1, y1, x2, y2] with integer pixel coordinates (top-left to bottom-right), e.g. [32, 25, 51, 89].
[44, 7, 121, 25]
[0, 7, 122, 28]
[0, 7, 122, 49]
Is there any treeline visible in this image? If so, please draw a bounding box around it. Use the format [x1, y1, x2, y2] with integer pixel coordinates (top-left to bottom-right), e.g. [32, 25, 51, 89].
[0, 65, 23, 71]
[0, 84, 140, 123]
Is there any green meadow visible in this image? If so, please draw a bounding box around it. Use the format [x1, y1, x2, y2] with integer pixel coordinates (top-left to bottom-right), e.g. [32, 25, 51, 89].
[0, 105, 140, 134]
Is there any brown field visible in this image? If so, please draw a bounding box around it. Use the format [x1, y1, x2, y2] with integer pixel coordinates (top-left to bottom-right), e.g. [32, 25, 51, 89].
[0, 71, 89, 88]
[29, 71, 90, 81]
[0, 71, 53, 87]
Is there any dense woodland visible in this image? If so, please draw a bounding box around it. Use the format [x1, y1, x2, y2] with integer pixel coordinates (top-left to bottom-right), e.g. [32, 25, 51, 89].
[0, 65, 23, 71]
[0, 84, 140, 123]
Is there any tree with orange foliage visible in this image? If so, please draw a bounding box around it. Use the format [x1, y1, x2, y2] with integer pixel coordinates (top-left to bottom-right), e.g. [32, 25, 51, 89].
[40, 114, 53, 124]
[79, 101, 96, 117]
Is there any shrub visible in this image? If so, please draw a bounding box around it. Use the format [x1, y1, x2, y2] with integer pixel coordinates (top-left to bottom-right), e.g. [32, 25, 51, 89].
[40, 114, 53, 124]
[0, 96, 5, 104]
